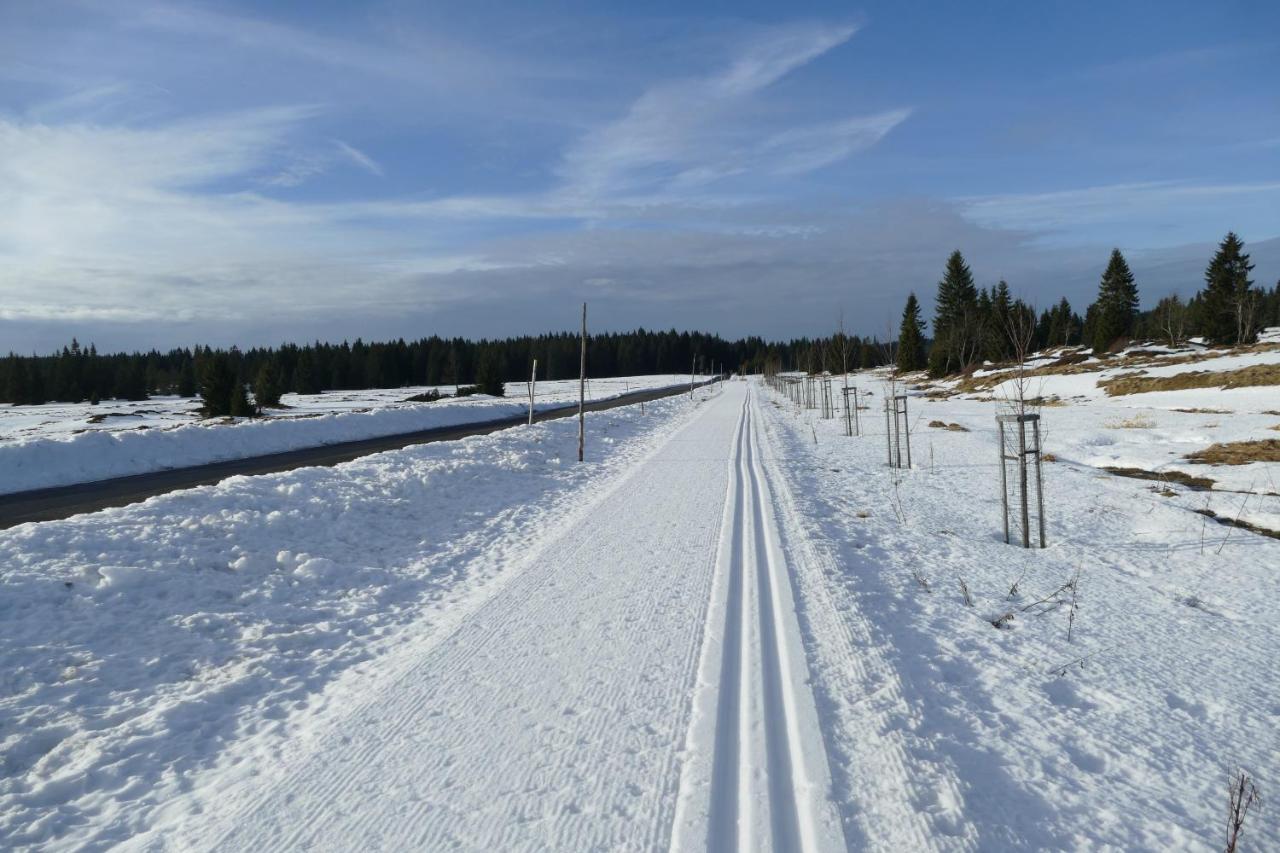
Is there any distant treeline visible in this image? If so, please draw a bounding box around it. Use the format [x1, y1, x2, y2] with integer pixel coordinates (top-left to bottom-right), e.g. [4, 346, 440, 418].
[6, 232, 1278, 409]
[0, 329, 894, 409]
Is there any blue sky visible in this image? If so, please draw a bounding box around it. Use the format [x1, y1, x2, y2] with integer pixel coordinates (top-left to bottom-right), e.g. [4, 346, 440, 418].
[2, 0, 1278, 351]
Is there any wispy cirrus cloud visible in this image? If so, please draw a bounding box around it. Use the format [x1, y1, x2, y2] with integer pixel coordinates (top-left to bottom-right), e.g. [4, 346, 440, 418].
[555, 21, 908, 201]
[959, 181, 1280, 246]
[264, 139, 385, 187]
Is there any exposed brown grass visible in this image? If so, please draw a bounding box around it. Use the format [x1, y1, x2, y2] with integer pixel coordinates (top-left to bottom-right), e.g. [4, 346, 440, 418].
[1197, 507, 1280, 541]
[1099, 362, 1280, 396]
[1104, 466, 1215, 490]
[1173, 407, 1232, 414]
[927, 420, 970, 431]
[942, 341, 1280, 397]
[1105, 414, 1156, 429]
[1186, 439, 1280, 465]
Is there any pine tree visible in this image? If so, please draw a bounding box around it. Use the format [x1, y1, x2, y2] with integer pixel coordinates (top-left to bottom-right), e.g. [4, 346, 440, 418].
[474, 348, 506, 396]
[198, 354, 237, 417]
[988, 280, 1013, 361]
[253, 359, 284, 408]
[1090, 249, 1139, 353]
[229, 380, 255, 418]
[177, 358, 197, 397]
[293, 350, 323, 395]
[1200, 232, 1256, 344]
[115, 359, 150, 401]
[930, 250, 980, 376]
[896, 292, 927, 371]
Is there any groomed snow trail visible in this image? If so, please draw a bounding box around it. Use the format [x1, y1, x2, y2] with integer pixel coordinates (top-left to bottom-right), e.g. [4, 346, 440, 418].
[149, 382, 849, 852]
[160, 381, 839, 851]
[672, 387, 845, 852]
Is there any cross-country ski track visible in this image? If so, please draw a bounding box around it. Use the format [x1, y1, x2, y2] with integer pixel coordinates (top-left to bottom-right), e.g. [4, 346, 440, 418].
[140, 381, 853, 851]
[14, 373, 1274, 850]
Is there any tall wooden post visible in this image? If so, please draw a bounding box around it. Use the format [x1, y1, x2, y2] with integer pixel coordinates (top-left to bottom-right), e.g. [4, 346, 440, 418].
[528, 358, 537, 426]
[578, 303, 586, 462]
[689, 353, 696, 399]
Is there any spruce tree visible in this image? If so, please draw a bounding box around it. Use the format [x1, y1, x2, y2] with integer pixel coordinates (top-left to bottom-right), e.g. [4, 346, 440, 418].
[253, 359, 284, 408]
[198, 354, 237, 417]
[989, 280, 1013, 361]
[1200, 232, 1256, 344]
[293, 350, 323, 395]
[474, 348, 506, 396]
[229, 380, 255, 418]
[177, 359, 197, 397]
[930, 250, 979, 376]
[1090, 249, 1139, 353]
[896, 292, 927, 371]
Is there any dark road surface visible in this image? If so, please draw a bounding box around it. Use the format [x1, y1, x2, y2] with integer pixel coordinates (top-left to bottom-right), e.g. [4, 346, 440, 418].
[0, 381, 713, 530]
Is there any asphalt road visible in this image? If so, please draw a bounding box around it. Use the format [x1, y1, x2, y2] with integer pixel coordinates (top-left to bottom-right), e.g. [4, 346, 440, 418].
[0, 381, 713, 530]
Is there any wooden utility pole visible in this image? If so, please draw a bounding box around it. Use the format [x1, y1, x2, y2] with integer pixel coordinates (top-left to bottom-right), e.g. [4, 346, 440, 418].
[578, 303, 586, 462]
[528, 358, 537, 426]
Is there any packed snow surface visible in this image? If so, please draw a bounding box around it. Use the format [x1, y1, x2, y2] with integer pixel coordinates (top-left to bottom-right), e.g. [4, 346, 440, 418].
[0, 375, 702, 495]
[2, 376, 1277, 850]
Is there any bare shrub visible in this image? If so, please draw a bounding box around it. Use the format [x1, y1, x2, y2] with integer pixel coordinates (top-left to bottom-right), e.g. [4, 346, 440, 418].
[1225, 767, 1260, 853]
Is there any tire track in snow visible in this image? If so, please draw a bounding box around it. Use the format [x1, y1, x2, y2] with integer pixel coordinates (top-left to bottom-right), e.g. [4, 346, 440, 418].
[674, 387, 845, 852]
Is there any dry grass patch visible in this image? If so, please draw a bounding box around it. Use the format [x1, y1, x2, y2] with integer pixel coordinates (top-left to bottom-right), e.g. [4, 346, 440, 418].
[1105, 414, 1156, 429]
[1186, 439, 1280, 465]
[1173, 407, 1233, 414]
[1104, 466, 1215, 490]
[927, 420, 970, 431]
[1100, 362, 1280, 396]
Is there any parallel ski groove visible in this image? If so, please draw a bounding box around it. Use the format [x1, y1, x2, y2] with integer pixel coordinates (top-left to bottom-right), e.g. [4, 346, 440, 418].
[674, 387, 844, 852]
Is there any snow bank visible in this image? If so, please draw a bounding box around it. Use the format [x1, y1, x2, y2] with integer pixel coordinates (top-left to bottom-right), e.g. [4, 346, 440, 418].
[0, 391, 704, 848]
[0, 376, 699, 495]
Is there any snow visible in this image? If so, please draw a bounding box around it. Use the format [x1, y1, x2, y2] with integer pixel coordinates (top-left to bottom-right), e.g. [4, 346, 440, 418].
[0, 375, 702, 495]
[920, 334, 1280, 501]
[756, 376, 1280, 849]
[2, 363, 1278, 850]
[0, 388, 712, 848]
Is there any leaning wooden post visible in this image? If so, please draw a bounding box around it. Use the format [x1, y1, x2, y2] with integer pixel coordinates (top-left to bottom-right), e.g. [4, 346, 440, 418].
[528, 358, 537, 426]
[578, 303, 586, 463]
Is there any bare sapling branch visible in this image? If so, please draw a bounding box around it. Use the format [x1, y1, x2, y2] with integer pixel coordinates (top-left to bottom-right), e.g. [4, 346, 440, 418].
[1225, 766, 1260, 853]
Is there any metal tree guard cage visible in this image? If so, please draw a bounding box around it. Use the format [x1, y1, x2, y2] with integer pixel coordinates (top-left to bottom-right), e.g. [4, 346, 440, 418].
[997, 413, 1046, 548]
[885, 394, 911, 468]
[842, 386, 859, 436]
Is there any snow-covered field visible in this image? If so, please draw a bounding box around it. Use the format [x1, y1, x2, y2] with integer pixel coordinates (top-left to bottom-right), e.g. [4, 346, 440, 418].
[1, 354, 1277, 850]
[913, 334, 1280, 532]
[761, 374, 1279, 849]
[0, 375, 701, 495]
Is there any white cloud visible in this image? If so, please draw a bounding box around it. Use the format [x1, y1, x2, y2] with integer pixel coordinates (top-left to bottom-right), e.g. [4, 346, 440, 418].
[959, 181, 1280, 246]
[555, 21, 905, 201]
[0, 18, 915, 348]
[333, 140, 384, 177]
